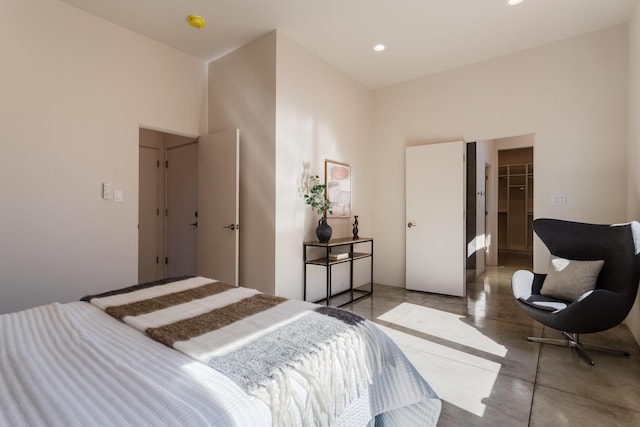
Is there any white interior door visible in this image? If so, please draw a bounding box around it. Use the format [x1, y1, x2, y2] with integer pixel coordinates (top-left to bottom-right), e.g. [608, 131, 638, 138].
[198, 129, 239, 285]
[166, 142, 198, 277]
[406, 141, 466, 296]
[138, 146, 160, 282]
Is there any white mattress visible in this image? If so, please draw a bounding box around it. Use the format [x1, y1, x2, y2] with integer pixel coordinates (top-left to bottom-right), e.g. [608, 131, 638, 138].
[0, 300, 441, 426]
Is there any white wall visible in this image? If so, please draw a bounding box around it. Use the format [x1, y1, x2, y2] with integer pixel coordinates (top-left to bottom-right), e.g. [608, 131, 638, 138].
[0, 0, 207, 314]
[208, 32, 277, 295]
[208, 31, 373, 299]
[275, 33, 374, 300]
[626, 3, 640, 343]
[372, 25, 628, 287]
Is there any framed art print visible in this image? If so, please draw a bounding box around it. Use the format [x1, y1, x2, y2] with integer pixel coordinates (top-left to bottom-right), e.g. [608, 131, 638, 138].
[324, 159, 351, 218]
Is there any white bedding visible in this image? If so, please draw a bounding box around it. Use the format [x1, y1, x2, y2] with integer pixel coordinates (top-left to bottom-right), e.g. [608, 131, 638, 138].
[0, 295, 441, 426]
[0, 302, 270, 426]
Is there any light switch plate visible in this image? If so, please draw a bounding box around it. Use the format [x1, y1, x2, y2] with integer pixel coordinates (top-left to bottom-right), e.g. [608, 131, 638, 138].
[102, 182, 112, 200]
[114, 190, 123, 202]
[551, 194, 566, 206]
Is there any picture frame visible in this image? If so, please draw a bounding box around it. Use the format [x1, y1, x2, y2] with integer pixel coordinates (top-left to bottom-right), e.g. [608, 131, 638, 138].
[324, 159, 351, 218]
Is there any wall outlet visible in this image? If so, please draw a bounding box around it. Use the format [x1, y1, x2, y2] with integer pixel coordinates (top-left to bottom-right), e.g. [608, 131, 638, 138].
[551, 194, 566, 206]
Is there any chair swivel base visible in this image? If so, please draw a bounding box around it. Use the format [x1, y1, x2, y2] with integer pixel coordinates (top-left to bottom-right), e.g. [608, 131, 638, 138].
[528, 332, 630, 366]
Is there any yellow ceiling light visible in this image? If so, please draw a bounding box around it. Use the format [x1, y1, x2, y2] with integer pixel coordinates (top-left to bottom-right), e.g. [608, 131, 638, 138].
[187, 15, 205, 29]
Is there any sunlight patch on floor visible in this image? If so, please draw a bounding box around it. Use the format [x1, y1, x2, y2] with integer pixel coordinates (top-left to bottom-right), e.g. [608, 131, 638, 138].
[375, 302, 512, 417]
[377, 323, 498, 417]
[377, 302, 507, 357]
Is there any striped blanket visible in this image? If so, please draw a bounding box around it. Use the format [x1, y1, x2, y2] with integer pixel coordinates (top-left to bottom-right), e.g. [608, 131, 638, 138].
[83, 277, 378, 427]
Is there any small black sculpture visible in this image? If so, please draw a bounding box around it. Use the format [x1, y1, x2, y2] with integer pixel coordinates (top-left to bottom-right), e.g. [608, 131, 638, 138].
[352, 215, 359, 239]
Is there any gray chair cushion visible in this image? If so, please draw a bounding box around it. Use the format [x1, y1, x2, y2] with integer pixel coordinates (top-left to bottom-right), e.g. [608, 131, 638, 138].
[540, 256, 604, 301]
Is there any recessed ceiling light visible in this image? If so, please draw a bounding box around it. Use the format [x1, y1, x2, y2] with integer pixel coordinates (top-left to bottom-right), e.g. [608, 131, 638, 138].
[373, 44, 386, 52]
[507, 0, 524, 5]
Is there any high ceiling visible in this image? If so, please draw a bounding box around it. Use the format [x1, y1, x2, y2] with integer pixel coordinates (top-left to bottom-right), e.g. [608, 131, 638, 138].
[60, 0, 638, 89]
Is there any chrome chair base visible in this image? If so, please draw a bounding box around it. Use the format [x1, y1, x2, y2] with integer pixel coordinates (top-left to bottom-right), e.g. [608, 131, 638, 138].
[528, 332, 630, 366]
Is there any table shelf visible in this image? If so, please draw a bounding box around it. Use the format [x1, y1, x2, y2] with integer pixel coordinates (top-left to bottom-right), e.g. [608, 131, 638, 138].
[305, 252, 371, 266]
[303, 237, 373, 307]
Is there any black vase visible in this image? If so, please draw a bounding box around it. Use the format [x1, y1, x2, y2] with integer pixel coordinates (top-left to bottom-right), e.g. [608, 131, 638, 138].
[316, 216, 332, 243]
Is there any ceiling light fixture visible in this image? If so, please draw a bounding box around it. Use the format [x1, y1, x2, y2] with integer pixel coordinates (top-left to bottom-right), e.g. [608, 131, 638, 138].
[507, 0, 524, 5]
[373, 44, 386, 52]
[186, 15, 205, 29]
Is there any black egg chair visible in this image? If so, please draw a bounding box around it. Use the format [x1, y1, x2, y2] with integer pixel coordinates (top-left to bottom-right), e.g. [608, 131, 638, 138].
[512, 218, 640, 365]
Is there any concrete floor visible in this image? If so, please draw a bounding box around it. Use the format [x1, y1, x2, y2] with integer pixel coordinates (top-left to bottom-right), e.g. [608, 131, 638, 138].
[340, 266, 640, 426]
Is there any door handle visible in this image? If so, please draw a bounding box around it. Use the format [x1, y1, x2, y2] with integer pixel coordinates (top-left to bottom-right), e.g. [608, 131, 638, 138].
[223, 224, 239, 230]
[407, 222, 417, 228]
[190, 222, 198, 227]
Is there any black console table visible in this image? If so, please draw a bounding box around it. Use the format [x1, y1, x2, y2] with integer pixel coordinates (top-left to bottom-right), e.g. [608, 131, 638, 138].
[303, 237, 373, 307]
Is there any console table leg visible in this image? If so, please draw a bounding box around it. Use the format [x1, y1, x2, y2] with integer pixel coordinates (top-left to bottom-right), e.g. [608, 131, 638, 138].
[326, 246, 331, 305]
[349, 243, 354, 302]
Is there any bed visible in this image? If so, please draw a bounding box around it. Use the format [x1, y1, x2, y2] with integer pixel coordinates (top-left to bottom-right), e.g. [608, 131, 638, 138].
[0, 276, 441, 426]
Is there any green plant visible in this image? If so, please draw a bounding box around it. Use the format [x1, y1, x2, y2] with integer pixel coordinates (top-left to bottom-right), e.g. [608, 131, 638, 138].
[303, 175, 334, 216]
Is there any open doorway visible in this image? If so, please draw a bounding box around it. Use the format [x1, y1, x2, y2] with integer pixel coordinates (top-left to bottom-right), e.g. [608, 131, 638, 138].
[407, 135, 534, 293]
[495, 138, 534, 269]
[138, 128, 198, 283]
[466, 135, 534, 275]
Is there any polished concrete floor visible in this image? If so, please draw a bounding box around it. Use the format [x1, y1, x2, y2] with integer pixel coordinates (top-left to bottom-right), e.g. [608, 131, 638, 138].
[341, 266, 640, 426]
